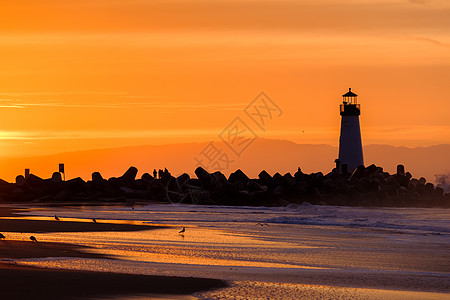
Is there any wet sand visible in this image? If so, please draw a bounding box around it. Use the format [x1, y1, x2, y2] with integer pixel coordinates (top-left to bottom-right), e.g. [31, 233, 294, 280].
[1, 205, 449, 299]
[0, 263, 227, 300]
[0, 206, 165, 233]
[0, 206, 228, 299]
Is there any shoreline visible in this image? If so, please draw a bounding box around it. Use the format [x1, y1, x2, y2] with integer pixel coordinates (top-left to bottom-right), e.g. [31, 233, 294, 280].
[0, 206, 228, 299]
[1, 205, 449, 299]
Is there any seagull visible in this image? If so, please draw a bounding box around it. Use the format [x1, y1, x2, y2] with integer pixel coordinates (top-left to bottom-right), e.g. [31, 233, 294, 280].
[0, 233, 5, 239]
[30, 236, 38, 242]
[179, 227, 185, 234]
[54, 215, 60, 221]
[92, 218, 97, 223]
[255, 222, 270, 227]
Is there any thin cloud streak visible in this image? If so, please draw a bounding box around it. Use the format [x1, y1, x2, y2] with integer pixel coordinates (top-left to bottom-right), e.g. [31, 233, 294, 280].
[0, 129, 221, 141]
[0, 100, 246, 111]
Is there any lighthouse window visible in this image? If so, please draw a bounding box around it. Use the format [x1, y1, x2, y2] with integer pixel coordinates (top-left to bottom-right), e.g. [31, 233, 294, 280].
[345, 121, 348, 127]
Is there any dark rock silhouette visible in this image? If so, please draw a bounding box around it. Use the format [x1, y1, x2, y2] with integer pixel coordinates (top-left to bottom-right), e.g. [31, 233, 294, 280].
[0, 163, 448, 208]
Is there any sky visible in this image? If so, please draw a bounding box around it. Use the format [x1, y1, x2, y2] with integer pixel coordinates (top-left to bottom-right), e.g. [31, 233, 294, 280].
[0, 0, 449, 163]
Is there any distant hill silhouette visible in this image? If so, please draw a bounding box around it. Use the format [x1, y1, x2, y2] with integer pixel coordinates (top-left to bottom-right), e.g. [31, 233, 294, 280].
[0, 139, 448, 184]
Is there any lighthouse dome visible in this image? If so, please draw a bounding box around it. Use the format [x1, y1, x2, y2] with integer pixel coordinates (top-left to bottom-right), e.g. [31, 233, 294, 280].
[342, 88, 357, 97]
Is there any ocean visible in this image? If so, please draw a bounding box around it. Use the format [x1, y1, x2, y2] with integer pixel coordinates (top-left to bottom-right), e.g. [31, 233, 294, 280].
[5, 203, 450, 299]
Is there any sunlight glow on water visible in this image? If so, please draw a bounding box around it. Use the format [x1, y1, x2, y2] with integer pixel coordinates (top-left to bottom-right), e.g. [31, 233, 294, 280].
[14, 225, 328, 270]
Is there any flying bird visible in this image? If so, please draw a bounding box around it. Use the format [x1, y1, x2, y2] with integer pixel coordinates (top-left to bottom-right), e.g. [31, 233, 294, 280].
[179, 227, 185, 234]
[30, 236, 38, 242]
[54, 215, 60, 221]
[0, 233, 5, 239]
[255, 222, 270, 227]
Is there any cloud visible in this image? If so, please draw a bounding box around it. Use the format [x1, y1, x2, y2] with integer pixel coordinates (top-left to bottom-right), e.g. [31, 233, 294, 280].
[404, 34, 449, 47]
[0, 91, 128, 97]
[0, 99, 246, 111]
[0, 129, 220, 141]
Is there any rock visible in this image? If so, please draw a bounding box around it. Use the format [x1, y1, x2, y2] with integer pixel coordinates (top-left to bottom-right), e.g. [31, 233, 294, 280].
[211, 172, 229, 191]
[282, 173, 295, 186]
[364, 164, 378, 176]
[228, 169, 249, 184]
[425, 182, 434, 192]
[435, 187, 444, 197]
[15, 175, 25, 186]
[176, 173, 191, 186]
[51, 172, 62, 183]
[348, 165, 365, 182]
[92, 172, 104, 182]
[141, 173, 154, 185]
[419, 177, 426, 185]
[246, 180, 267, 192]
[194, 167, 215, 190]
[258, 170, 272, 186]
[65, 177, 86, 192]
[167, 177, 182, 193]
[24, 174, 46, 189]
[121, 166, 138, 183]
[272, 173, 284, 186]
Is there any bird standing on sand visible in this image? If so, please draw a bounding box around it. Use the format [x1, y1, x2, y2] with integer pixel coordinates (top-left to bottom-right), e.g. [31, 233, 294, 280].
[54, 215, 60, 221]
[30, 236, 37, 242]
[92, 218, 97, 223]
[0, 233, 5, 239]
[179, 227, 185, 234]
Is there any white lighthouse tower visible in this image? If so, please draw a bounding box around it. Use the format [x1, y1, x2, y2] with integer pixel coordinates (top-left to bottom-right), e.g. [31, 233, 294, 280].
[336, 88, 364, 174]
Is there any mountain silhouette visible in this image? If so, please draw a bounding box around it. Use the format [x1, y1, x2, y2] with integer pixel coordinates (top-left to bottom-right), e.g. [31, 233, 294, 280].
[0, 139, 448, 184]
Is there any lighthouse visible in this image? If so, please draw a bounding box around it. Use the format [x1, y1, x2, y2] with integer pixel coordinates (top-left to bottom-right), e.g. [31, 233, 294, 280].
[336, 88, 364, 174]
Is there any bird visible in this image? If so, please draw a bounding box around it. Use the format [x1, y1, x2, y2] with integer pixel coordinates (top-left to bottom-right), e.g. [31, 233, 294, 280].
[0, 233, 5, 239]
[179, 227, 185, 234]
[54, 215, 60, 221]
[255, 222, 270, 227]
[92, 218, 97, 223]
[30, 236, 38, 242]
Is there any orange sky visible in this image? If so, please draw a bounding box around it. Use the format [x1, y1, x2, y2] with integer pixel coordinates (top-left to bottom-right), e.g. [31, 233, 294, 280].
[0, 0, 449, 162]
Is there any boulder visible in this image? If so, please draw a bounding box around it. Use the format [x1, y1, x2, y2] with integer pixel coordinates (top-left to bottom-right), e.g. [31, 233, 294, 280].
[24, 174, 46, 189]
[92, 172, 104, 182]
[141, 173, 154, 185]
[121, 166, 138, 183]
[228, 169, 250, 184]
[15, 175, 25, 186]
[176, 173, 191, 186]
[348, 165, 365, 182]
[194, 167, 215, 190]
[51, 172, 62, 183]
[258, 170, 272, 186]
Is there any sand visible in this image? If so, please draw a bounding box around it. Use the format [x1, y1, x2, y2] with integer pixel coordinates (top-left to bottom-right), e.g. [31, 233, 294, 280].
[1, 205, 449, 299]
[0, 206, 227, 299]
[196, 281, 449, 300]
[0, 263, 227, 300]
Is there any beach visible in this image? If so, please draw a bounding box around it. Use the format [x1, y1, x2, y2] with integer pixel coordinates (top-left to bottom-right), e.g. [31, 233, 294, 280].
[0, 204, 449, 299]
[0, 207, 227, 299]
